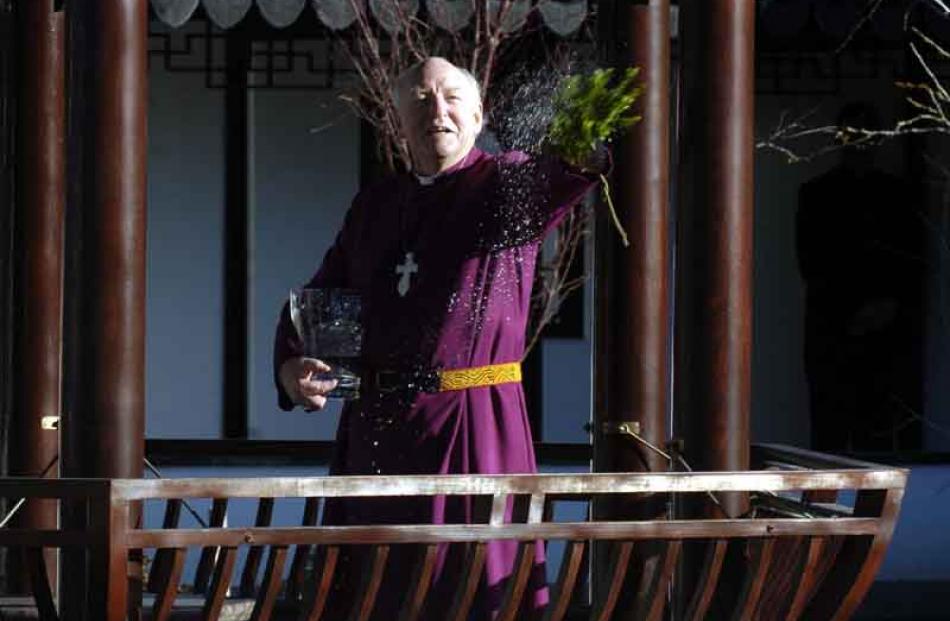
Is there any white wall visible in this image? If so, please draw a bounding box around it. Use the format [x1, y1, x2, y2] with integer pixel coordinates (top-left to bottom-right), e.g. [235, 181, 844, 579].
[146, 59, 226, 438]
[247, 77, 360, 441]
[145, 33, 360, 440]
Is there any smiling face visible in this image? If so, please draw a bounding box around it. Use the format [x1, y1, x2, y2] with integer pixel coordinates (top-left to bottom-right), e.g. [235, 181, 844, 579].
[396, 58, 483, 176]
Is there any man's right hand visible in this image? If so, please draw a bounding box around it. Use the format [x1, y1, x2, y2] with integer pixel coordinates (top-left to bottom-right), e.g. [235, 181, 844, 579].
[279, 357, 339, 411]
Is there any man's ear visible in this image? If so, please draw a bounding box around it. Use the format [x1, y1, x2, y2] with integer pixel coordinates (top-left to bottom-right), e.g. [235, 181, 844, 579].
[474, 103, 484, 133]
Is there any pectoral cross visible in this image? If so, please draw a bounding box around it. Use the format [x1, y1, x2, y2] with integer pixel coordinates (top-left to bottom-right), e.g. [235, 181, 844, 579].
[395, 252, 418, 297]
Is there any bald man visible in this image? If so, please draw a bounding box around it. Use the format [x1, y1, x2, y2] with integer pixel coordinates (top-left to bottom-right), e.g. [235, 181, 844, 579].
[275, 57, 601, 620]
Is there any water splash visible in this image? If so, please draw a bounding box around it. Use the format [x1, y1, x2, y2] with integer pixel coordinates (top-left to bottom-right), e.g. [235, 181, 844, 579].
[489, 57, 599, 155]
[490, 65, 567, 155]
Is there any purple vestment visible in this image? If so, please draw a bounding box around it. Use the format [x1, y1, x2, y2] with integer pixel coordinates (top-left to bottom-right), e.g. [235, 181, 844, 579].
[274, 148, 596, 619]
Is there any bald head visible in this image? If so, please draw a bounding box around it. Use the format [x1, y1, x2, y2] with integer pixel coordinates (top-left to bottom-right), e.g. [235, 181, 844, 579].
[393, 58, 481, 113]
[394, 58, 484, 175]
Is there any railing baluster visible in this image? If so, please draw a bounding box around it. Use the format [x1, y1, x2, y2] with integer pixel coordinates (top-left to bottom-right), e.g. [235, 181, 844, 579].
[202, 546, 237, 621]
[803, 488, 904, 620]
[298, 545, 340, 621]
[147, 498, 182, 593]
[287, 497, 322, 603]
[250, 545, 289, 621]
[194, 498, 228, 593]
[685, 539, 729, 621]
[151, 547, 186, 621]
[591, 540, 634, 621]
[397, 543, 439, 621]
[447, 542, 488, 621]
[442, 491, 508, 621]
[495, 542, 537, 621]
[785, 536, 826, 621]
[543, 540, 586, 621]
[733, 538, 776, 621]
[241, 497, 276, 596]
[638, 540, 682, 621]
[24, 547, 58, 621]
[347, 545, 390, 621]
[496, 493, 545, 621]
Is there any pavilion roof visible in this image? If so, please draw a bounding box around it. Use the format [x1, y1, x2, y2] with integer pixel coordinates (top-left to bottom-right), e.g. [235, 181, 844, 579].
[150, 0, 591, 36]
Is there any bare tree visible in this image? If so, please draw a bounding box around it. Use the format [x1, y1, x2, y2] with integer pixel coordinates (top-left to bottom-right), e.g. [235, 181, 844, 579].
[758, 0, 950, 445]
[334, 0, 598, 354]
[758, 0, 950, 164]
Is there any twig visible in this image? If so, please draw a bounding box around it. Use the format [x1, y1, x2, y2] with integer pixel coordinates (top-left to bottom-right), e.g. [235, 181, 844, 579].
[834, 0, 887, 55]
[600, 174, 629, 247]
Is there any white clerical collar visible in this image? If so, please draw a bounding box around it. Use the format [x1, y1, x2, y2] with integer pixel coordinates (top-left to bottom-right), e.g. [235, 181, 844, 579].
[415, 172, 438, 186]
[413, 150, 482, 185]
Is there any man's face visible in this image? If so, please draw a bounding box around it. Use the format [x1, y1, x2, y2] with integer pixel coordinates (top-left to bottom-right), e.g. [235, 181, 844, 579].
[398, 59, 483, 176]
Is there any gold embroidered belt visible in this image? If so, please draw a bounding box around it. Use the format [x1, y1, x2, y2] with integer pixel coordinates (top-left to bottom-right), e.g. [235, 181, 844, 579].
[372, 362, 522, 393]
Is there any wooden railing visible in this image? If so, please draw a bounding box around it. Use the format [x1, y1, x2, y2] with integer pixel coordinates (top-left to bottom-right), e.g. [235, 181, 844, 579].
[0, 444, 907, 621]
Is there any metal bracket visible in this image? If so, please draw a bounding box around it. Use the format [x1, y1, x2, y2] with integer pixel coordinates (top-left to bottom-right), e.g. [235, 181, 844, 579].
[41, 416, 60, 430]
[601, 421, 641, 436]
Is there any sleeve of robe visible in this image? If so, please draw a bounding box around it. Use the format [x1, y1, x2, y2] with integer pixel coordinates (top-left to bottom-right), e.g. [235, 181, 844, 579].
[539, 147, 609, 236]
[272, 195, 364, 411]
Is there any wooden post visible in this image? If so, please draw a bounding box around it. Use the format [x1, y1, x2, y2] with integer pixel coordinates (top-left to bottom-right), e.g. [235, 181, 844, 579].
[62, 0, 147, 485]
[675, 0, 755, 516]
[594, 0, 673, 614]
[674, 1, 756, 615]
[0, 0, 17, 598]
[595, 0, 672, 488]
[88, 485, 131, 621]
[10, 0, 66, 595]
[61, 1, 148, 617]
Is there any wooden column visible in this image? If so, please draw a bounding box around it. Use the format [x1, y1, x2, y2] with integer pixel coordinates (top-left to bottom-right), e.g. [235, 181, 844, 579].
[10, 0, 66, 593]
[675, 0, 755, 517]
[61, 1, 147, 615]
[61, 0, 148, 621]
[63, 0, 147, 477]
[0, 0, 18, 594]
[594, 0, 672, 614]
[595, 0, 671, 485]
[0, 0, 13, 420]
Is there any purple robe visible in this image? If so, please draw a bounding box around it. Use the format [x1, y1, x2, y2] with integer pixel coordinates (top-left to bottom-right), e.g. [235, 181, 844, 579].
[274, 148, 596, 619]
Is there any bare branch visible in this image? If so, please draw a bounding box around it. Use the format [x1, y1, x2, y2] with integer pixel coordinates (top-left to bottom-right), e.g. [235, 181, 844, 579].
[911, 25, 950, 60]
[834, 0, 887, 55]
[926, 0, 950, 16]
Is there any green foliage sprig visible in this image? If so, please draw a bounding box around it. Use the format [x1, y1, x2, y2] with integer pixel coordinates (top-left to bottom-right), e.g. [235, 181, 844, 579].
[546, 67, 643, 247]
[546, 67, 643, 169]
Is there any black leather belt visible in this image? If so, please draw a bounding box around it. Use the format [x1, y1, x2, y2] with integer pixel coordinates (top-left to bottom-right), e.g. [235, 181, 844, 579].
[368, 369, 441, 394]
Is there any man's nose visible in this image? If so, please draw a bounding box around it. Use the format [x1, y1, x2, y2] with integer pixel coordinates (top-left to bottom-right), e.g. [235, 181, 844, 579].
[429, 94, 448, 117]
